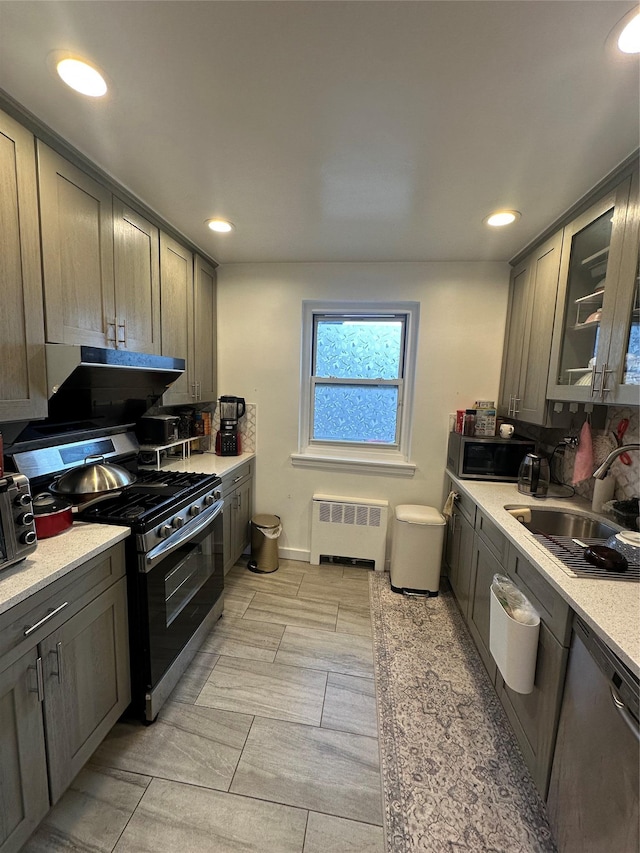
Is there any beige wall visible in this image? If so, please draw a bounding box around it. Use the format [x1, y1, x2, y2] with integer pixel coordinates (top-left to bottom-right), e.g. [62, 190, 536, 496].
[217, 261, 510, 562]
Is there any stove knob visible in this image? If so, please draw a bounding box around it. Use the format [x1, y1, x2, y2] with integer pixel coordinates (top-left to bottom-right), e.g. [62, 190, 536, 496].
[204, 494, 215, 507]
[189, 504, 201, 517]
[17, 512, 34, 527]
[14, 493, 32, 507]
[160, 524, 173, 539]
[172, 516, 185, 530]
[21, 530, 37, 545]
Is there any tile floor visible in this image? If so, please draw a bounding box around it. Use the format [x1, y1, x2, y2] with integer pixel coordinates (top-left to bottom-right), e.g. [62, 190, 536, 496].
[23, 559, 384, 853]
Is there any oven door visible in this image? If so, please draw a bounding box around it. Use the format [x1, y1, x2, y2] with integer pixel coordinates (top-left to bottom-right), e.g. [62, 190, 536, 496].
[136, 499, 224, 714]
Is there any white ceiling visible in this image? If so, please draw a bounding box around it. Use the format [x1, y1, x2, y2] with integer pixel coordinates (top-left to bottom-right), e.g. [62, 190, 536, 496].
[0, 1, 638, 265]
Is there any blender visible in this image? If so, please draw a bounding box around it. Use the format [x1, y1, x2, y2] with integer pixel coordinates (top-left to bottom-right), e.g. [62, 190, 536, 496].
[215, 396, 246, 456]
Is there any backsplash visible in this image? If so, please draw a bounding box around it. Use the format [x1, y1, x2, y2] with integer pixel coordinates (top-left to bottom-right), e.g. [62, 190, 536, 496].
[516, 406, 639, 502]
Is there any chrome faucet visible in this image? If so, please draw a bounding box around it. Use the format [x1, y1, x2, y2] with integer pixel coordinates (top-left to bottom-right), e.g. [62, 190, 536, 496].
[592, 444, 640, 479]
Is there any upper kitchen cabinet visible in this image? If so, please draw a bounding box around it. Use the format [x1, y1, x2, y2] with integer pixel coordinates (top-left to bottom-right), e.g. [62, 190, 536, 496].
[602, 168, 640, 406]
[161, 243, 218, 406]
[193, 254, 218, 403]
[498, 231, 562, 425]
[38, 142, 116, 348]
[547, 170, 639, 405]
[0, 110, 47, 422]
[113, 199, 161, 354]
[160, 233, 194, 405]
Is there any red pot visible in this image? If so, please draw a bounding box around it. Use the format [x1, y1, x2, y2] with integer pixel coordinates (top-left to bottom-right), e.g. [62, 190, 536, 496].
[32, 493, 73, 539]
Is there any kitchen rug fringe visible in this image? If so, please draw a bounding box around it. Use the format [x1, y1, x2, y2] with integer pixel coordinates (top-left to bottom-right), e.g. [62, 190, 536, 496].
[369, 571, 556, 853]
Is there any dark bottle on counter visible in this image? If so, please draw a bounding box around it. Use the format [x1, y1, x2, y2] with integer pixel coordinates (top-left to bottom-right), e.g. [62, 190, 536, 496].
[462, 410, 476, 436]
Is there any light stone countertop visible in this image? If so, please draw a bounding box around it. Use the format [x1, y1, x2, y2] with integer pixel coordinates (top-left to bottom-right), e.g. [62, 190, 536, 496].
[0, 522, 130, 616]
[0, 453, 253, 618]
[147, 450, 255, 478]
[448, 474, 640, 676]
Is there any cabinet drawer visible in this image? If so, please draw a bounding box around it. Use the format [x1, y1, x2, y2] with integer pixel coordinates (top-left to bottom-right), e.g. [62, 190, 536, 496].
[506, 544, 571, 647]
[475, 508, 508, 565]
[451, 486, 476, 526]
[0, 543, 125, 665]
[221, 460, 254, 495]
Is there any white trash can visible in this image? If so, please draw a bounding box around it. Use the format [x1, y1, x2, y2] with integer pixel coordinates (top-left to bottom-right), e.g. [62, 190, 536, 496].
[390, 504, 446, 596]
[248, 514, 282, 574]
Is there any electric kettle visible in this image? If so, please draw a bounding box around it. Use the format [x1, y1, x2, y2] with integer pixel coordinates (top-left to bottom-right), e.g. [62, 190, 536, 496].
[517, 452, 550, 497]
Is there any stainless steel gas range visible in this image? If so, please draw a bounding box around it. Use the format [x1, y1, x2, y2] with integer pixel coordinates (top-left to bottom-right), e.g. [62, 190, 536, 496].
[10, 430, 224, 723]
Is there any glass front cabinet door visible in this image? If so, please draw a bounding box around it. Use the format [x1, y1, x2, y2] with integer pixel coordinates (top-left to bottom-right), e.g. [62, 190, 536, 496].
[547, 171, 638, 404]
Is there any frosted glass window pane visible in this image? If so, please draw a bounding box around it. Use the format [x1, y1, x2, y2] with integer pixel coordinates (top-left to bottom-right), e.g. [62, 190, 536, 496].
[315, 320, 402, 379]
[313, 384, 398, 443]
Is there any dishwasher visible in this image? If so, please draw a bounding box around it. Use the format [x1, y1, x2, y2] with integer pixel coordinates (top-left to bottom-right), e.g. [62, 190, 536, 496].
[546, 616, 639, 852]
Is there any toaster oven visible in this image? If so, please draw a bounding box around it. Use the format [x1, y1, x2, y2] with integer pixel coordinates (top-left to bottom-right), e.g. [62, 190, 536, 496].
[136, 415, 180, 445]
[0, 474, 37, 570]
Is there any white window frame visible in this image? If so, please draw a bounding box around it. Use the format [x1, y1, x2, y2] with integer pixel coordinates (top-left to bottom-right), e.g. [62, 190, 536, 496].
[291, 300, 419, 476]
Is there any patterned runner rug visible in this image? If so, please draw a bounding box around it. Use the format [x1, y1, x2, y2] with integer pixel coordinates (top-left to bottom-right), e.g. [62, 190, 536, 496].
[369, 572, 557, 852]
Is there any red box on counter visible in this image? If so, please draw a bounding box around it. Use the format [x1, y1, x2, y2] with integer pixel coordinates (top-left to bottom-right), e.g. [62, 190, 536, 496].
[455, 410, 465, 433]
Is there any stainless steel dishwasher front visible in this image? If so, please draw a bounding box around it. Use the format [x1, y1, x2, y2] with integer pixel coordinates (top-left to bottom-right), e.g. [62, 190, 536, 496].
[546, 617, 639, 852]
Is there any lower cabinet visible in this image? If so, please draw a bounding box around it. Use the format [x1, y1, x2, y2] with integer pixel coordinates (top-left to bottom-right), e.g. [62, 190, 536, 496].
[221, 460, 254, 575]
[467, 537, 499, 684]
[0, 544, 130, 853]
[0, 649, 50, 853]
[496, 622, 567, 797]
[445, 488, 571, 799]
[445, 507, 475, 620]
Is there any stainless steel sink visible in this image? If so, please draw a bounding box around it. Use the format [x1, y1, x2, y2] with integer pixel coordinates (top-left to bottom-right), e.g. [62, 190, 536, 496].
[511, 508, 620, 540]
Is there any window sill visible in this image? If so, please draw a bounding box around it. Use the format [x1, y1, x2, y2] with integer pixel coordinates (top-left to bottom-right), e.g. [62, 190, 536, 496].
[290, 452, 416, 477]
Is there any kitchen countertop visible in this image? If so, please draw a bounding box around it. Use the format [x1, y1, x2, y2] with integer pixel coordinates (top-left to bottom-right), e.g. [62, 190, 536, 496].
[0, 453, 254, 618]
[0, 522, 130, 616]
[448, 474, 640, 676]
[150, 450, 255, 477]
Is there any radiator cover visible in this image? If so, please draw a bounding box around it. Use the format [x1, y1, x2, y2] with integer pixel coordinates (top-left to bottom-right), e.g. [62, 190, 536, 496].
[310, 494, 389, 571]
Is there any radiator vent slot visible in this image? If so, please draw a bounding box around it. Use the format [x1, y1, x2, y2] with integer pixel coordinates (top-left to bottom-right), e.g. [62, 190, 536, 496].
[310, 494, 389, 571]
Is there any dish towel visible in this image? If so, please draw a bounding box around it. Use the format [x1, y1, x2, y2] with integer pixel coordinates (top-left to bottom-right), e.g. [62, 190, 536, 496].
[442, 490, 457, 519]
[572, 420, 594, 484]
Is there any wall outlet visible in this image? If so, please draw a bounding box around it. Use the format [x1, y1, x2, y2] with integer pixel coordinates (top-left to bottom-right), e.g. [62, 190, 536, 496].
[562, 436, 579, 448]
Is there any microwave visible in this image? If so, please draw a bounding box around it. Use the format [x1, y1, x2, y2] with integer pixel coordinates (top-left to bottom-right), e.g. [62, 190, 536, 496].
[447, 431, 536, 481]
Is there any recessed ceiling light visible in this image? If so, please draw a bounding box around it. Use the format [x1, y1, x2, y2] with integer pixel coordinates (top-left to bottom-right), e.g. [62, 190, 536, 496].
[56, 57, 108, 97]
[484, 210, 521, 228]
[206, 219, 234, 233]
[618, 11, 640, 54]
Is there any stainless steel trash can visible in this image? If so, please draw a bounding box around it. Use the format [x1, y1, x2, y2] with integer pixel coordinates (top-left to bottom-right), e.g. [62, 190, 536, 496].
[248, 514, 282, 574]
[390, 504, 446, 595]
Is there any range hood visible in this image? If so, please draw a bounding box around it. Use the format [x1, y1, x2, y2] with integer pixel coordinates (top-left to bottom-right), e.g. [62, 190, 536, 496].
[44, 344, 185, 426]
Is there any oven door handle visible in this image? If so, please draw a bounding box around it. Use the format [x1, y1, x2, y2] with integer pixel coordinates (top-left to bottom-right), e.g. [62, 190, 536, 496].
[144, 499, 224, 572]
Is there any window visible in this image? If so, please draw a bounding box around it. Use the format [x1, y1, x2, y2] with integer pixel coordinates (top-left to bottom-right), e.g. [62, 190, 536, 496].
[293, 301, 419, 475]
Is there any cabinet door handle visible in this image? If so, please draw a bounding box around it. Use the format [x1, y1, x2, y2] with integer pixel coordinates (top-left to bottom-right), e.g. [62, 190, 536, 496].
[512, 397, 520, 416]
[24, 601, 69, 637]
[107, 319, 117, 346]
[590, 364, 602, 397]
[28, 656, 44, 702]
[191, 382, 198, 399]
[237, 493, 242, 511]
[50, 641, 64, 684]
[117, 318, 127, 349]
[601, 364, 615, 398]
[610, 685, 640, 742]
